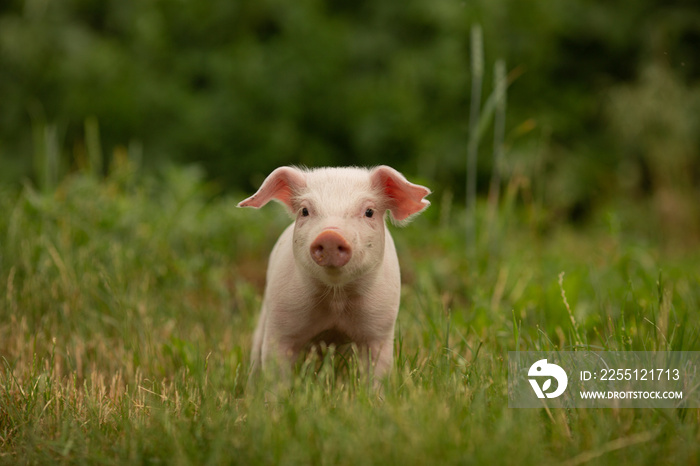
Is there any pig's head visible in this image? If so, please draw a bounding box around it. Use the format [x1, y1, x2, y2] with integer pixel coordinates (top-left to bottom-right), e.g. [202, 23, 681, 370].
[238, 166, 430, 286]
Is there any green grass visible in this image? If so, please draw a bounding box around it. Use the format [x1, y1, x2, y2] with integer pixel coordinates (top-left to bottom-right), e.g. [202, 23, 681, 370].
[1, 161, 699, 465]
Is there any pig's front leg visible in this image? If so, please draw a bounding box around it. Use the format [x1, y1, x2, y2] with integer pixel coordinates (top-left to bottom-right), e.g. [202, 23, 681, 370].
[367, 336, 394, 379]
[260, 333, 300, 379]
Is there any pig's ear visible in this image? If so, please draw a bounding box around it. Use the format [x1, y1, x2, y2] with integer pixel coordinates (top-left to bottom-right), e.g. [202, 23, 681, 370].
[237, 167, 306, 212]
[370, 165, 431, 224]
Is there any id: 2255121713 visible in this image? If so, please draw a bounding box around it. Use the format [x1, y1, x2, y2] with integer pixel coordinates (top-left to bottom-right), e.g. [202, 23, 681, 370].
[583, 368, 680, 381]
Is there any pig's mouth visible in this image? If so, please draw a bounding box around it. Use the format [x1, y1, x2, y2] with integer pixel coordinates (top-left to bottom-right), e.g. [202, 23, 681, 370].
[315, 264, 350, 284]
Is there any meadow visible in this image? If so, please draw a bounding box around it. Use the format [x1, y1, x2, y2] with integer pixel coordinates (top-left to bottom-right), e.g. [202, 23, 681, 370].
[1, 159, 699, 465]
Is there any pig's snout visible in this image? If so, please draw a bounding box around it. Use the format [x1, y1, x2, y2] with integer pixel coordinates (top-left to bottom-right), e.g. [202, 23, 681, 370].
[310, 230, 352, 268]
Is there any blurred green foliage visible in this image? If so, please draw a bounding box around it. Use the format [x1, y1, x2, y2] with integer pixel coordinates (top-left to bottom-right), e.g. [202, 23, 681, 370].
[0, 0, 699, 223]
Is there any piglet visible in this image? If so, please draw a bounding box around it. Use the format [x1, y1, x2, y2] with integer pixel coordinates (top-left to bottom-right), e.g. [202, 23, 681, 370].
[238, 166, 430, 380]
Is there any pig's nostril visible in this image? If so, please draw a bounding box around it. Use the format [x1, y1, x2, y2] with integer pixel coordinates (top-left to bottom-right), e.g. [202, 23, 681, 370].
[336, 245, 349, 259]
[312, 245, 324, 260]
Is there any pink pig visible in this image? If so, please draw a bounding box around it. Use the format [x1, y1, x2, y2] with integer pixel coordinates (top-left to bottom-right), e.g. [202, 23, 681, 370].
[238, 166, 430, 379]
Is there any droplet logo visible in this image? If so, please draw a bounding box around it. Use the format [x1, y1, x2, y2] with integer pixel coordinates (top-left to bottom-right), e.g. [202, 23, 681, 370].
[528, 359, 568, 398]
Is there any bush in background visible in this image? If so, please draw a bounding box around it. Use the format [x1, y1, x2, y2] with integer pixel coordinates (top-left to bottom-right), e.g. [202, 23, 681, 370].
[0, 0, 698, 227]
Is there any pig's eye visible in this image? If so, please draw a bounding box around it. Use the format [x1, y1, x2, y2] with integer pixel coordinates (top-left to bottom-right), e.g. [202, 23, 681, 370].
[365, 208, 374, 218]
[301, 207, 309, 217]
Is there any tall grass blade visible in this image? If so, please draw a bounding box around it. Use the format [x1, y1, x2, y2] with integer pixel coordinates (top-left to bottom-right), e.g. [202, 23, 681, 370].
[31, 121, 61, 193]
[488, 59, 507, 255]
[466, 24, 483, 253]
[489, 59, 507, 209]
[85, 117, 103, 178]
